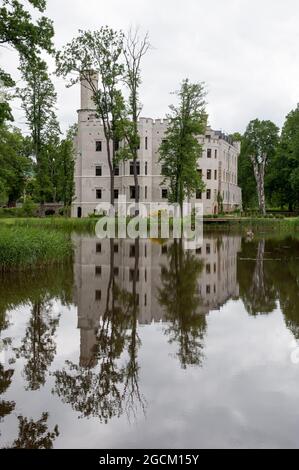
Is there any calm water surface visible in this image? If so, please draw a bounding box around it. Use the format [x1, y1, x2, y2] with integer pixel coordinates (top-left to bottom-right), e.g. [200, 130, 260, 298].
[1, 233, 299, 449]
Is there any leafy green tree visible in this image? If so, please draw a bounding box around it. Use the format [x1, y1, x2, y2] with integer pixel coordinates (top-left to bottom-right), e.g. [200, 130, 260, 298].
[267, 106, 299, 211]
[159, 79, 206, 213]
[17, 57, 58, 203]
[242, 119, 279, 215]
[56, 27, 125, 206]
[0, 125, 32, 206]
[56, 126, 76, 208]
[0, 0, 54, 120]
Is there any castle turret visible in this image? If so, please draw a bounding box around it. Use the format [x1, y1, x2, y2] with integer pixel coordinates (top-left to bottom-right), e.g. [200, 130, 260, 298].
[80, 72, 98, 110]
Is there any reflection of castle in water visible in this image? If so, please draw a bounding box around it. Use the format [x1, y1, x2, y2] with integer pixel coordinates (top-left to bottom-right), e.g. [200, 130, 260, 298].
[74, 235, 241, 366]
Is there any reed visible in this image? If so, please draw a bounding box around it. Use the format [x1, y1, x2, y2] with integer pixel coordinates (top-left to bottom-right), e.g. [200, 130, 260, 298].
[0, 225, 73, 271]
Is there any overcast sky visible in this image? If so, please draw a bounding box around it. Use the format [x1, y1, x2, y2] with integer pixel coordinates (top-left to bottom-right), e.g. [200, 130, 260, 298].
[2, 0, 299, 135]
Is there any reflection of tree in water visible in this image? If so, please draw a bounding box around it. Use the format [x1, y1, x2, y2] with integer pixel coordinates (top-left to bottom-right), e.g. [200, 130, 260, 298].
[14, 300, 60, 391]
[53, 239, 146, 422]
[238, 238, 276, 315]
[0, 364, 15, 428]
[238, 236, 299, 339]
[158, 239, 206, 369]
[11, 413, 59, 449]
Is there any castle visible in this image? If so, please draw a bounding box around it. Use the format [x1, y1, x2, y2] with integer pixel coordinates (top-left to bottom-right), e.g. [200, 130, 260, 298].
[72, 77, 242, 217]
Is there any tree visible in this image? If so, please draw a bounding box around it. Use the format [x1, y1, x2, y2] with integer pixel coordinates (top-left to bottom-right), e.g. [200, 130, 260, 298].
[122, 29, 150, 207]
[17, 56, 58, 203]
[56, 126, 76, 209]
[158, 79, 207, 214]
[242, 119, 279, 215]
[267, 106, 299, 211]
[0, 124, 32, 206]
[0, 0, 54, 120]
[0, 71, 14, 124]
[56, 27, 125, 206]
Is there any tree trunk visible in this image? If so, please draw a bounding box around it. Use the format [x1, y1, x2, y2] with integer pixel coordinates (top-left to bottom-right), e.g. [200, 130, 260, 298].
[251, 157, 266, 216]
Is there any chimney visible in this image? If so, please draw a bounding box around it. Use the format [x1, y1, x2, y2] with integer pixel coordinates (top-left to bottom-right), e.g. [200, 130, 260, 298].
[80, 71, 98, 110]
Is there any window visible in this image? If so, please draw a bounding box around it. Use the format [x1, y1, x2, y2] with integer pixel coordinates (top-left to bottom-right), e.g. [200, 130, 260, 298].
[206, 243, 211, 254]
[130, 186, 136, 200]
[161, 164, 167, 175]
[145, 136, 148, 150]
[95, 166, 102, 176]
[207, 148, 212, 158]
[145, 161, 148, 175]
[206, 285, 211, 294]
[96, 141, 102, 152]
[196, 247, 202, 254]
[129, 269, 139, 282]
[95, 266, 102, 276]
[114, 189, 119, 200]
[96, 243, 102, 253]
[206, 264, 211, 274]
[196, 190, 202, 199]
[114, 165, 119, 176]
[113, 267, 119, 277]
[114, 140, 119, 151]
[162, 245, 168, 255]
[130, 161, 140, 175]
[162, 189, 168, 199]
[144, 294, 147, 306]
[114, 243, 119, 253]
[206, 189, 211, 200]
[214, 170, 217, 180]
[145, 186, 148, 199]
[207, 169, 212, 180]
[96, 189, 102, 199]
[215, 149, 218, 159]
[130, 244, 136, 257]
[95, 290, 102, 301]
[197, 169, 202, 177]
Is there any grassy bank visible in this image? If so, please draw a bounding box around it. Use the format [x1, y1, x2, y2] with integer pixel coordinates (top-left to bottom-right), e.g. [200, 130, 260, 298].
[0, 225, 73, 271]
[1, 215, 299, 235]
[0, 217, 98, 232]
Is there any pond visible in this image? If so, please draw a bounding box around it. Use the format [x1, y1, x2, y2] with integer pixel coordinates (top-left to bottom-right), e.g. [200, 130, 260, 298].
[1, 233, 299, 449]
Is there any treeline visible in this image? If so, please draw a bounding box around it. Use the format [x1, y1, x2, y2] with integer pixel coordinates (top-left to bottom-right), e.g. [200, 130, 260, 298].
[0, 0, 75, 213]
[238, 106, 299, 213]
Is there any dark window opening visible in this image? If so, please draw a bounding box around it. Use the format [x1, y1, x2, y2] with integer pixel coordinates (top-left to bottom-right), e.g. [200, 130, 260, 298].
[95, 290, 102, 301]
[114, 165, 119, 176]
[95, 165, 102, 176]
[95, 266, 102, 276]
[207, 169, 212, 180]
[96, 189, 102, 199]
[114, 189, 119, 200]
[96, 243, 102, 253]
[96, 141, 102, 152]
[130, 161, 140, 175]
[207, 148, 212, 158]
[162, 189, 168, 199]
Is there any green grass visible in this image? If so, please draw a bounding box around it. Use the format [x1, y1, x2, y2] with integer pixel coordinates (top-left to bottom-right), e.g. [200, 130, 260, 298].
[0, 217, 98, 232]
[0, 225, 73, 271]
